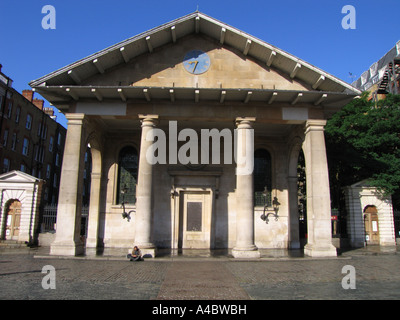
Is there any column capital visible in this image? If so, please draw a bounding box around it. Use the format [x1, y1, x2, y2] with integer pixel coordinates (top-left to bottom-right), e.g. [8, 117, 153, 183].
[65, 113, 86, 126]
[139, 114, 159, 127]
[235, 117, 256, 128]
[305, 119, 327, 133]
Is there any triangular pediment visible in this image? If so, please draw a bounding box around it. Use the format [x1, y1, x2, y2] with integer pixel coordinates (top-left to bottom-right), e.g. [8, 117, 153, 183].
[349, 179, 377, 189]
[30, 12, 361, 107]
[0, 170, 41, 184]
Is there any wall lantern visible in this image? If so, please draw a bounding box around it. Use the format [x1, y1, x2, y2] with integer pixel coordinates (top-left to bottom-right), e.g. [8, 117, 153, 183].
[121, 185, 135, 222]
[260, 186, 280, 224]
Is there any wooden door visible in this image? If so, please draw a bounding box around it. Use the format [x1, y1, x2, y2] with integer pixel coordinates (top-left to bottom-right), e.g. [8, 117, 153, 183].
[179, 192, 211, 249]
[364, 206, 379, 245]
[5, 200, 22, 240]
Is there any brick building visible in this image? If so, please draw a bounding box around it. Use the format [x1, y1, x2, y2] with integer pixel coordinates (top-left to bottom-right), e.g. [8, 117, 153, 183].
[0, 65, 66, 204]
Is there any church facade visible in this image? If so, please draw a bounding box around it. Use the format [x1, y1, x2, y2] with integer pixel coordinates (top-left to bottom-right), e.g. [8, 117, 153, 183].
[30, 12, 361, 258]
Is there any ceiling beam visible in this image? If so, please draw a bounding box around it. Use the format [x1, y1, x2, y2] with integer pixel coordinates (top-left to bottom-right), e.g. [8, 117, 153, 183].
[291, 92, 302, 105]
[67, 70, 81, 84]
[91, 88, 103, 101]
[117, 88, 126, 102]
[195, 16, 200, 33]
[171, 26, 177, 43]
[290, 63, 301, 79]
[143, 88, 151, 101]
[146, 36, 153, 53]
[266, 51, 276, 67]
[120, 47, 129, 63]
[93, 59, 105, 74]
[66, 88, 78, 101]
[220, 27, 226, 45]
[314, 93, 327, 106]
[244, 91, 252, 103]
[220, 90, 226, 103]
[243, 39, 251, 56]
[312, 75, 325, 90]
[268, 92, 278, 104]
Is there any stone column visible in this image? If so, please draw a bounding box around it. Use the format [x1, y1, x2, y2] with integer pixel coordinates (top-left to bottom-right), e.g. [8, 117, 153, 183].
[50, 114, 86, 256]
[288, 176, 301, 249]
[232, 117, 260, 258]
[134, 114, 158, 257]
[85, 171, 102, 254]
[303, 120, 337, 257]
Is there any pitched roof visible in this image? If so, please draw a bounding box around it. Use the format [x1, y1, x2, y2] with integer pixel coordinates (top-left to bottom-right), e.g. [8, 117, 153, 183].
[29, 12, 361, 107]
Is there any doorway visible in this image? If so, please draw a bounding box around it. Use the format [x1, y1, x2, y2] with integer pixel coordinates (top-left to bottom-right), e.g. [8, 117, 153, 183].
[4, 200, 22, 240]
[364, 205, 379, 245]
[173, 190, 212, 250]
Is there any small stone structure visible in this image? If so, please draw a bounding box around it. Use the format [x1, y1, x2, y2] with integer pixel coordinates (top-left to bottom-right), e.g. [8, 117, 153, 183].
[344, 179, 396, 248]
[0, 170, 44, 244]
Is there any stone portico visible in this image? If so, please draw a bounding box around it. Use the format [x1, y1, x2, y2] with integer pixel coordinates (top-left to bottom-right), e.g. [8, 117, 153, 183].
[30, 12, 361, 258]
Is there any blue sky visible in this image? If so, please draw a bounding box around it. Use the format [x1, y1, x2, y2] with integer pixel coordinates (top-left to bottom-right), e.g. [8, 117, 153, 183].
[1, 0, 399, 128]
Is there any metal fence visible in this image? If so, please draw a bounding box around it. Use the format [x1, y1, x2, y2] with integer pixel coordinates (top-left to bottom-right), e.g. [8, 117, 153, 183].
[41, 204, 89, 237]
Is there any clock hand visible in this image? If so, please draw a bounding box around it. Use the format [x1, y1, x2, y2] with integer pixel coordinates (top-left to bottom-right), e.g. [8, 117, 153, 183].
[193, 61, 199, 72]
[188, 60, 199, 72]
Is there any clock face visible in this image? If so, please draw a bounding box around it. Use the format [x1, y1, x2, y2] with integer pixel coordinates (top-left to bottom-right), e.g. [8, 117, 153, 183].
[183, 50, 210, 74]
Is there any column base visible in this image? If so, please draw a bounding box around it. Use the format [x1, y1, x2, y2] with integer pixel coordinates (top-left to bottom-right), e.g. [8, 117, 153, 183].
[304, 243, 337, 257]
[50, 241, 84, 256]
[232, 246, 260, 259]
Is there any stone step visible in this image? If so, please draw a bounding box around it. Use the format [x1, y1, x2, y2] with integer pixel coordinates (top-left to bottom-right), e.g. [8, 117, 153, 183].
[0, 240, 28, 248]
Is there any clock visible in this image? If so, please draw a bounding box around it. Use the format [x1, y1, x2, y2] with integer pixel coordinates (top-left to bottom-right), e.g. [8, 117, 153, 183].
[183, 50, 210, 74]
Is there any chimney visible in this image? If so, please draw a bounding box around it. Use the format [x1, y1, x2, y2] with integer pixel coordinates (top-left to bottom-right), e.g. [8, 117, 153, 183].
[32, 98, 44, 110]
[22, 89, 34, 102]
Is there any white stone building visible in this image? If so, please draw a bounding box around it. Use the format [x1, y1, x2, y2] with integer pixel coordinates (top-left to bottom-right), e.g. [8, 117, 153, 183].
[344, 179, 396, 248]
[0, 171, 44, 244]
[29, 12, 361, 258]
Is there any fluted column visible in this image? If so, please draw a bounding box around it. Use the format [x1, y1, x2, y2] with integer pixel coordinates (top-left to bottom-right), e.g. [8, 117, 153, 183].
[303, 120, 337, 257]
[232, 117, 260, 258]
[134, 114, 158, 257]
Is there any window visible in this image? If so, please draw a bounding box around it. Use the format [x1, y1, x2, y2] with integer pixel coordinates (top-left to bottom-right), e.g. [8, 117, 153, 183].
[2, 129, 8, 147]
[34, 145, 45, 163]
[254, 149, 272, 207]
[117, 146, 138, 204]
[55, 153, 60, 166]
[15, 106, 21, 123]
[20, 163, 27, 173]
[26, 114, 32, 130]
[6, 102, 12, 119]
[49, 136, 54, 152]
[44, 187, 49, 201]
[46, 164, 51, 179]
[37, 122, 47, 139]
[57, 132, 62, 145]
[22, 138, 29, 156]
[3, 158, 10, 173]
[53, 173, 58, 188]
[11, 132, 17, 150]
